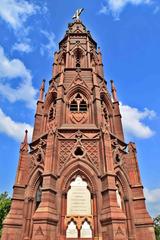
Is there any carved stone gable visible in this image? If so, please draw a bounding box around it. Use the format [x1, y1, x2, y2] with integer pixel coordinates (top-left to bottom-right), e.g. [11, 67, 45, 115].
[69, 71, 89, 89]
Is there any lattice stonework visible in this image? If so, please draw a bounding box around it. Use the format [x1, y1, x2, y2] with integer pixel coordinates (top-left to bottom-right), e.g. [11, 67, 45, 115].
[59, 140, 76, 169]
[84, 140, 99, 168]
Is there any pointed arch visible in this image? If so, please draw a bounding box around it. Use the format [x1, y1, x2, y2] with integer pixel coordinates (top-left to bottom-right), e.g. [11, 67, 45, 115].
[100, 91, 113, 115]
[65, 85, 92, 124]
[90, 50, 98, 66]
[70, 45, 87, 68]
[80, 219, 93, 238]
[58, 157, 100, 189]
[19, 166, 44, 239]
[26, 166, 44, 198]
[66, 85, 92, 104]
[57, 49, 66, 65]
[71, 44, 86, 57]
[115, 166, 131, 196]
[44, 91, 57, 113]
[79, 99, 87, 112]
[115, 167, 137, 239]
[58, 161, 99, 239]
[66, 220, 78, 238]
[58, 160, 99, 194]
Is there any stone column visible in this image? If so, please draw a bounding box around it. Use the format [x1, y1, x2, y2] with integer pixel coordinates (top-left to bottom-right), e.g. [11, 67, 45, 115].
[100, 129, 127, 240]
[31, 131, 58, 240]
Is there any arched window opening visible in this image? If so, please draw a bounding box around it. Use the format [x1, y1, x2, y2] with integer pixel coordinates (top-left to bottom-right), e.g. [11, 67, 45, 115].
[49, 108, 54, 120]
[75, 49, 81, 68]
[48, 100, 56, 121]
[116, 188, 122, 209]
[115, 178, 134, 239]
[79, 100, 87, 112]
[66, 221, 78, 238]
[116, 154, 121, 163]
[35, 184, 42, 210]
[69, 93, 88, 113]
[37, 153, 42, 162]
[116, 181, 124, 210]
[65, 176, 94, 239]
[80, 221, 92, 238]
[90, 52, 96, 67]
[70, 100, 78, 112]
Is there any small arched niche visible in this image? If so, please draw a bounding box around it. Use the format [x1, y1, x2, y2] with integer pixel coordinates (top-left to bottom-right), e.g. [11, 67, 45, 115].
[48, 99, 56, 122]
[80, 220, 92, 238]
[74, 48, 84, 68]
[115, 178, 125, 211]
[116, 187, 122, 209]
[66, 220, 78, 238]
[35, 181, 42, 210]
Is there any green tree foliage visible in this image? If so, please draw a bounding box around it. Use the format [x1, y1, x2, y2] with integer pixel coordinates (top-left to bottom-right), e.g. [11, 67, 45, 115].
[154, 215, 160, 240]
[0, 192, 11, 237]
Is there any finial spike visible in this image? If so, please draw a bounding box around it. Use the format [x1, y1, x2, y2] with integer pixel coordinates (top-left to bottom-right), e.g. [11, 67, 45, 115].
[98, 47, 101, 54]
[39, 79, 45, 101]
[23, 129, 28, 144]
[20, 129, 28, 152]
[111, 80, 118, 102]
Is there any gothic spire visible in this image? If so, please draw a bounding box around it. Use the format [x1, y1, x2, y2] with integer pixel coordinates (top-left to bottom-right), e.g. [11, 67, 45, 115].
[39, 79, 45, 101]
[20, 129, 28, 151]
[23, 129, 28, 144]
[111, 80, 118, 102]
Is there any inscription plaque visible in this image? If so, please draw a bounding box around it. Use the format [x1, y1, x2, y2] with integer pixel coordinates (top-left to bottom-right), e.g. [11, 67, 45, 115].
[67, 176, 91, 216]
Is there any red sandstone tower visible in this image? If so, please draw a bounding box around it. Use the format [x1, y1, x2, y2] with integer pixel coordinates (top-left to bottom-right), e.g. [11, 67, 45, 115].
[1, 13, 155, 240]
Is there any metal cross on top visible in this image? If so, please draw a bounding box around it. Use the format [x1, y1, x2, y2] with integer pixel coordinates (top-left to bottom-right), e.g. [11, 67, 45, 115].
[72, 8, 84, 20]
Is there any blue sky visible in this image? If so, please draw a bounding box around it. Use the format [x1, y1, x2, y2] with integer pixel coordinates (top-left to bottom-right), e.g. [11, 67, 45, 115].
[0, 0, 160, 217]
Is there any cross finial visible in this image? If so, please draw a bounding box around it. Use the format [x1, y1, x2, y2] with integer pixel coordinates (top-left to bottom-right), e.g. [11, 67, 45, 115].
[72, 8, 84, 21]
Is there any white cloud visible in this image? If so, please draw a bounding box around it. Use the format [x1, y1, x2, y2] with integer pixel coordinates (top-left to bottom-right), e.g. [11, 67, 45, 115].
[40, 30, 56, 56]
[99, 5, 108, 14]
[99, 0, 153, 18]
[120, 103, 156, 138]
[0, 45, 37, 108]
[0, 0, 39, 30]
[12, 42, 32, 53]
[144, 187, 160, 217]
[0, 107, 33, 142]
[144, 187, 160, 203]
[0, 0, 49, 54]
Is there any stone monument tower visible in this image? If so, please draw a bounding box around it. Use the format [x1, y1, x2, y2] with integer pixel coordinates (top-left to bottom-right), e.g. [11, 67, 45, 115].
[1, 12, 155, 240]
